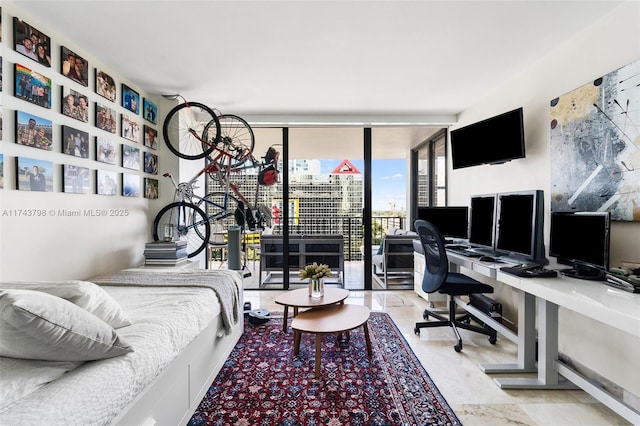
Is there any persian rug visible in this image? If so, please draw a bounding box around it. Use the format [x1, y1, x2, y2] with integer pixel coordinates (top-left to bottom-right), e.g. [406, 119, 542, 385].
[188, 312, 461, 426]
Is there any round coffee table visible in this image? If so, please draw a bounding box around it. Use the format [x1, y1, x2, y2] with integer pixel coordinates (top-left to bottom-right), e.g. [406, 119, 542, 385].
[291, 304, 372, 378]
[274, 287, 349, 332]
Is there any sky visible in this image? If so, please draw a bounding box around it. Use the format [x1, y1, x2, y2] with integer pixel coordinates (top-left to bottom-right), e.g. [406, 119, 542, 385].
[321, 159, 407, 212]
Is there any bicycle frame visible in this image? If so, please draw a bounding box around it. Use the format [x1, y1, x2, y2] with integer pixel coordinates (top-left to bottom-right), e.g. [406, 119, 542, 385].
[162, 150, 271, 225]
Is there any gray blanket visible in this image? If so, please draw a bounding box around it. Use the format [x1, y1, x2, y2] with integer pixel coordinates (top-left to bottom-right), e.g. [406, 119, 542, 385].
[91, 269, 241, 334]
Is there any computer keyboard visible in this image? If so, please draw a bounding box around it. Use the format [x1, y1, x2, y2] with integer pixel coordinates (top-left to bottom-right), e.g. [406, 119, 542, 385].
[501, 265, 558, 278]
[447, 248, 482, 258]
[445, 244, 470, 250]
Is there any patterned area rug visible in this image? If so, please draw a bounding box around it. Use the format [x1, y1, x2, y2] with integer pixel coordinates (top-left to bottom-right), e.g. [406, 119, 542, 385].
[188, 312, 461, 426]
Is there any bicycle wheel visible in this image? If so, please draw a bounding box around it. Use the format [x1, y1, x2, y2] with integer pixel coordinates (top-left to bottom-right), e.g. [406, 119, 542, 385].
[203, 114, 255, 168]
[152, 202, 210, 258]
[163, 102, 220, 160]
[197, 192, 240, 237]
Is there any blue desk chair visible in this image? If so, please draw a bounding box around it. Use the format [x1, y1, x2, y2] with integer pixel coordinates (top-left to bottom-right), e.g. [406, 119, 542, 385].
[413, 219, 497, 352]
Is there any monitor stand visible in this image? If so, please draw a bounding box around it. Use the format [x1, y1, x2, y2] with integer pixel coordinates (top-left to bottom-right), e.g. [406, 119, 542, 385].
[560, 265, 606, 281]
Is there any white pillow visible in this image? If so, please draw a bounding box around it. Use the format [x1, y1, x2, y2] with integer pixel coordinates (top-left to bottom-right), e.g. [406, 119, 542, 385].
[0, 280, 131, 328]
[0, 289, 134, 361]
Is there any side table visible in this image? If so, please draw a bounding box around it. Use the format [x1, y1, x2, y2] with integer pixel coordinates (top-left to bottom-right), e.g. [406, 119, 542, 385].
[274, 287, 349, 332]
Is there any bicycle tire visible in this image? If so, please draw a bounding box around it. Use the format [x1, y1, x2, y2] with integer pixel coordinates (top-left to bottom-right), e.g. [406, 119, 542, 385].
[163, 102, 220, 160]
[203, 114, 255, 168]
[152, 202, 210, 258]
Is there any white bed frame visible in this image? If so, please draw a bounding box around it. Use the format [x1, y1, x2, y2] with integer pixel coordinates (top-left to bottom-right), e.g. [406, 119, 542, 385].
[111, 304, 244, 425]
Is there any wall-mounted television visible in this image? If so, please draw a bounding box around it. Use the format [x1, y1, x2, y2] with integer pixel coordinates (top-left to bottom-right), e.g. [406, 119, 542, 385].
[468, 194, 497, 251]
[450, 107, 525, 169]
[549, 211, 611, 280]
[494, 190, 545, 264]
[417, 206, 468, 240]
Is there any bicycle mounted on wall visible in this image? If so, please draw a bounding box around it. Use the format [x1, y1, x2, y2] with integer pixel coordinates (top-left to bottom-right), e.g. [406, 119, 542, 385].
[152, 98, 279, 258]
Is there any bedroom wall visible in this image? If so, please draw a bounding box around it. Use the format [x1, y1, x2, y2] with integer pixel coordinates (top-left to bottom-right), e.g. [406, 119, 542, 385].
[0, 3, 184, 281]
[448, 2, 640, 403]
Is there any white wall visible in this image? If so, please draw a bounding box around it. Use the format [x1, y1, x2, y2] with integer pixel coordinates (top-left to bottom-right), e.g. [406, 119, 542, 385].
[0, 3, 180, 280]
[449, 2, 640, 401]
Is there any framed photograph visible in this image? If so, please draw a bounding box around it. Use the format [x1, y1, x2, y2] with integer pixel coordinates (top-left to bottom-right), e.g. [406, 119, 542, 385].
[144, 152, 158, 175]
[122, 144, 140, 170]
[96, 137, 117, 165]
[13, 17, 51, 67]
[15, 110, 53, 150]
[95, 69, 116, 102]
[61, 86, 89, 122]
[95, 102, 117, 133]
[0, 153, 4, 189]
[61, 46, 88, 86]
[62, 125, 89, 158]
[122, 173, 140, 197]
[143, 125, 158, 149]
[144, 177, 159, 199]
[122, 84, 140, 114]
[96, 170, 117, 196]
[62, 164, 90, 194]
[15, 63, 52, 108]
[121, 114, 140, 142]
[143, 98, 157, 124]
[16, 156, 53, 192]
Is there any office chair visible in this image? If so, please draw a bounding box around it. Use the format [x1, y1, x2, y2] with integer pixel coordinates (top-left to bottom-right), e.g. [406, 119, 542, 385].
[413, 219, 497, 352]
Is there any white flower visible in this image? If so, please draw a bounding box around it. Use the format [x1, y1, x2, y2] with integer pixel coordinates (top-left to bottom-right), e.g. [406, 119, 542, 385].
[299, 262, 332, 279]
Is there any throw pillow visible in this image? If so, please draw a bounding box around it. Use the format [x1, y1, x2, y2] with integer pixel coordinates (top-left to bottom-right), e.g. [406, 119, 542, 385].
[0, 289, 133, 361]
[0, 280, 131, 328]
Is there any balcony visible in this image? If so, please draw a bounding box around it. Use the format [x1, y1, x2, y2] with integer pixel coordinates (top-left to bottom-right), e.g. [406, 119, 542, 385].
[209, 215, 414, 290]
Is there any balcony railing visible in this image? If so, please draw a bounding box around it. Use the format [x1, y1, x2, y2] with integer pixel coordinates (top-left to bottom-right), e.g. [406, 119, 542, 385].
[268, 216, 405, 261]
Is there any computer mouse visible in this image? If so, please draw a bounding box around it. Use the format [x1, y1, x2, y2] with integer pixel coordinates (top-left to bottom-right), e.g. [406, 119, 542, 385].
[479, 256, 496, 262]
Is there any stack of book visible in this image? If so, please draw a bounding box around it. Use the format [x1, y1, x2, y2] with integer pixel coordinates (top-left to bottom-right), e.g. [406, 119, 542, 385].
[144, 240, 188, 266]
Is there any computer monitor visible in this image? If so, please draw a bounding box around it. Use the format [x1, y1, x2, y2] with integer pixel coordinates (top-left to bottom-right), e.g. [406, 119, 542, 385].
[417, 206, 468, 240]
[549, 211, 611, 278]
[468, 194, 497, 251]
[494, 190, 545, 263]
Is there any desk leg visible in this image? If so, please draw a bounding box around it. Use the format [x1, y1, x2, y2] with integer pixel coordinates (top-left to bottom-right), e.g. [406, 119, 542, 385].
[481, 291, 537, 374]
[494, 298, 576, 389]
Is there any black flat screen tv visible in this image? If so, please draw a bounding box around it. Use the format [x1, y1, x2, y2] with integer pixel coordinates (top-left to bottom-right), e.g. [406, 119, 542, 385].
[417, 206, 468, 240]
[450, 107, 525, 169]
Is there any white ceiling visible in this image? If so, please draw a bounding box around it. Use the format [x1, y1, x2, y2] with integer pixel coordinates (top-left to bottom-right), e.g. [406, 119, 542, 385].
[10, 0, 622, 126]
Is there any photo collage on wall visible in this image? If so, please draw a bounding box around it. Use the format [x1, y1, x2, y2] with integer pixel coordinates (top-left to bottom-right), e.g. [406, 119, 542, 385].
[4, 13, 161, 197]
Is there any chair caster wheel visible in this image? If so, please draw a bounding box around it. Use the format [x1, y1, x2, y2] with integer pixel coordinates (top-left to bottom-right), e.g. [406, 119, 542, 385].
[488, 335, 497, 345]
[454, 343, 462, 352]
[414, 327, 420, 335]
[422, 310, 429, 320]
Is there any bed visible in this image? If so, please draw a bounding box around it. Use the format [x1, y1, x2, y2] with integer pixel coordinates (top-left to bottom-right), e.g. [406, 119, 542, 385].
[0, 269, 243, 426]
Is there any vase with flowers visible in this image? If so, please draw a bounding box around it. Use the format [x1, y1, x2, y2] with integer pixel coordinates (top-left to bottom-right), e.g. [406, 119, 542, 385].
[299, 262, 332, 298]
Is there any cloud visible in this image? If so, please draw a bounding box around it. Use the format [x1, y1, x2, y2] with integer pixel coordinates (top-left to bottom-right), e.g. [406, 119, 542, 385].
[381, 173, 403, 180]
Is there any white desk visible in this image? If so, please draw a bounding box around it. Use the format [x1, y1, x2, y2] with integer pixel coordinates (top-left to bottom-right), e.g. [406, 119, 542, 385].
[446, 251, 640, 423]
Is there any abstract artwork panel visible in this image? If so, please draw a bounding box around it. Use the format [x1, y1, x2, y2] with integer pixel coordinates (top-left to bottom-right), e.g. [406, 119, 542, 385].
[550, 59, 640, 221]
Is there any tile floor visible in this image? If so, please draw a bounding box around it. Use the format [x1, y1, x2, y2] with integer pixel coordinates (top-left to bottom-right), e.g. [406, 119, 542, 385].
[243, 289, 631, 426]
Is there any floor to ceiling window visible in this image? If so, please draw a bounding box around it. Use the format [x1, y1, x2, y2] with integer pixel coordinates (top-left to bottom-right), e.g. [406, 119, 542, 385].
[207, 126, 446, 290]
